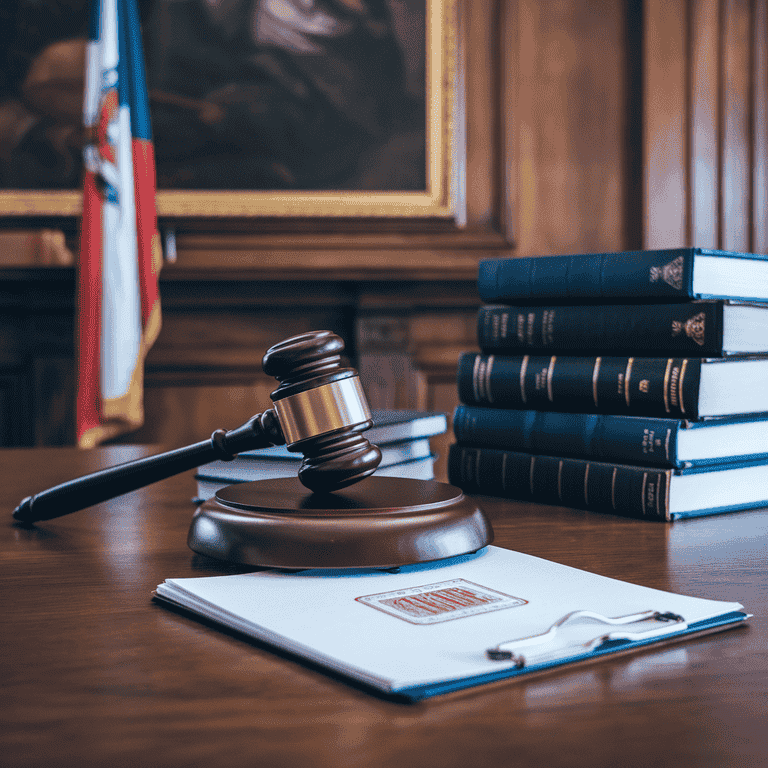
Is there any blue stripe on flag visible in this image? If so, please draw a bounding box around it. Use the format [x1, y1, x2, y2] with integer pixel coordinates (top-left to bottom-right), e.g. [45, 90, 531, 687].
[88, 0, 102, 42]
[117, 0, 131, 109]
[124, 0, 153, 140]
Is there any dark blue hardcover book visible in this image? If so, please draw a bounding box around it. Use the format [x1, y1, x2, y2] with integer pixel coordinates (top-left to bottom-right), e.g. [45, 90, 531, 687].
[448, 444, 768, 521]
[457, 353, 768, 419]
[452, 405, 768, 468]
[477, 248, 768, 303]
[477, 301, 768, 356]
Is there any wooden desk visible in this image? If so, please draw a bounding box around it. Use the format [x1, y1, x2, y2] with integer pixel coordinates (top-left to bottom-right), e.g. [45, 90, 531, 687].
[2, 447, 767, 768]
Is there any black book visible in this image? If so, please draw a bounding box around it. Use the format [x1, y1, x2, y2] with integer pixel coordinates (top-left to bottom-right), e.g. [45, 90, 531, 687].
[477, 301, 768, 356]
[448, 444, 768, 521]
[452, 405, 768, 468]
[478, 248, 768, 304]
[457, 353, 768, 420]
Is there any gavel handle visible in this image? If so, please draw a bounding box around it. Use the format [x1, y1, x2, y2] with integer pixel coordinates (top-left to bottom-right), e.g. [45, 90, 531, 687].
[13, 411, 284, 524]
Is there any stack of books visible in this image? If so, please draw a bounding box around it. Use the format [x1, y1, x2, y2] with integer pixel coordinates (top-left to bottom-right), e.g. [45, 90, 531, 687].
[448, 247, 768, 520]
[194, 409, 448, 502]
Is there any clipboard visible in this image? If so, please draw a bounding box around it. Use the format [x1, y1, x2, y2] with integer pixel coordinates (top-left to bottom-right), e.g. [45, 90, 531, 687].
[409, 607, 747, 700]
[154, 546, 749, 701]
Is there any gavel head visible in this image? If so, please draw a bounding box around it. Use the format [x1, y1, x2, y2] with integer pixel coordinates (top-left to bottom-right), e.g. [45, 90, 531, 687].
[262, 331, 382, 493]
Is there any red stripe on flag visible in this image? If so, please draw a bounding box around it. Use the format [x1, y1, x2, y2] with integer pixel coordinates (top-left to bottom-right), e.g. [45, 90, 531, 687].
[76, 170, 103, 443]
[132, 137, 160, 328]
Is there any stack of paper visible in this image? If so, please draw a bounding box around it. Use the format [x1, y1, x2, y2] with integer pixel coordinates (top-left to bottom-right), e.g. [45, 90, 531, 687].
[155, 546, 747, 700]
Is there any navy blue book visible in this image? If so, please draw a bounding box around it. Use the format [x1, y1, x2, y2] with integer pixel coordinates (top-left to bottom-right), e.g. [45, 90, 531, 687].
[452, 404, 768, 468]
[448, 444, 768, 521]
[478, 248, 768, 304]
[477, 301, 768, 356]
[457, 353, 768, 419]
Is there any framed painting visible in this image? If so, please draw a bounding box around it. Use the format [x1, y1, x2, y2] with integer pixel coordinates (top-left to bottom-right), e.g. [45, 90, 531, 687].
[0, 0, 461, 224]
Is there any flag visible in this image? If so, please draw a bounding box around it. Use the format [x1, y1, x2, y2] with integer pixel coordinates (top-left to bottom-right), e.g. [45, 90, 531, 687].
[77, 0, 162, 448]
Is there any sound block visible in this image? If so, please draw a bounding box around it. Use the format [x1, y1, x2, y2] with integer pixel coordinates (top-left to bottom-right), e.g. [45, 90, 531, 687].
[188, 476, 493, 569]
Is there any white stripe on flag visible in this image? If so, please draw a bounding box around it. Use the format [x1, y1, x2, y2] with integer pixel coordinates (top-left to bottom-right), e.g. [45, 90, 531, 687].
[83, 40, 101, 127]
[102, 0, 119, 69]
[101, 104, 141, 400]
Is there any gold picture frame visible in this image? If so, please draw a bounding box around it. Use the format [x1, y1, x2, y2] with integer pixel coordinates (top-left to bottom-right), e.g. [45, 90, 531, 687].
[0, 0, 461, 224]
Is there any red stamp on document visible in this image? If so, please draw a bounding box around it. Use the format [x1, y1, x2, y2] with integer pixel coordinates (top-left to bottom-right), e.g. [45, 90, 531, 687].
[356, 579, 527, 625]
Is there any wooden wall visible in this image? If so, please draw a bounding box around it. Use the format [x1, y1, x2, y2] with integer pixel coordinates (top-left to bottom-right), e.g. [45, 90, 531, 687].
[1, 0, 765, 482]
[511, 0, 644, 255]
[645, 0, 768, 252]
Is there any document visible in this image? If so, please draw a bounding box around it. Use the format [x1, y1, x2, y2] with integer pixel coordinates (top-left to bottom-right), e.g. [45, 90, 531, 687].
[155, 546, 747, 700]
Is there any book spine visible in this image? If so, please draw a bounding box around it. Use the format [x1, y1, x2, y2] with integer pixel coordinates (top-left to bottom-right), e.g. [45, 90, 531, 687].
[457, 353, 703, 419]
[452, 405, 682, 467]
[477, 303, 724, 356]
[448, 444, 672, 520]
[477, 249, 695, 303]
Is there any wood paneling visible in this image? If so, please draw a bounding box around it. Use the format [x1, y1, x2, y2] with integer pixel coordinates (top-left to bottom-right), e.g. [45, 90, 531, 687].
[513, 0, 632, 256]
[0, 371, 32, 446]
[644, 0, 768, 249]
[356, 285, 480, 481]
[690, 0, 720, 248]
[644, 0, 689, 248]
[722, 0, 753, 251]
[129, 288, 354, 447]
[33, 356, 75, 445]
[3, 0, 768, 458]
[0, 267, 75, 446]
[754, 0, 768, 252]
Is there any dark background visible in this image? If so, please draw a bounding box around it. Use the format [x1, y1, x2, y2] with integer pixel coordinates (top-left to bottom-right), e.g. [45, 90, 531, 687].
[0, 0, 426, 191]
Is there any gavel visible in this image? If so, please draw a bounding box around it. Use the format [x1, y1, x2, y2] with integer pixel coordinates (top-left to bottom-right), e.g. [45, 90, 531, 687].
[13, 331, 382, 524]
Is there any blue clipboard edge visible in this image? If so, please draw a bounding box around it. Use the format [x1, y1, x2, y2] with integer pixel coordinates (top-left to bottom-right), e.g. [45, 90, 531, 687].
[153, 592, 748, 704]
[398, 610, 750, 701]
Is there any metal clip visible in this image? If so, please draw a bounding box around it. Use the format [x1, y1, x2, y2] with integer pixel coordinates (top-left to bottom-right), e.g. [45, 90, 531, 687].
[486, 609, 686, 667]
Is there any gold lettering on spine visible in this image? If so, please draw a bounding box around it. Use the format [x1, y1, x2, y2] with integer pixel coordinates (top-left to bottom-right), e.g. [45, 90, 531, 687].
[592, 357, 602, 408]
[664, 472, 671, 520]
[657, 473, 663, 519]
[625, 358, 634, 406]
[664, 428, 672, 461]
[501, 452, 508, 492]
[526, 312, 535, 345]
[547, 357, 556, 402]
[485, 355, 495, 404]
[679, 359, 688, 415]
[516, 313, 525, 343]
[472, 355, 482, 403]
[611, 467, 618, 509]
[584, 463, 590, 505]
[520, 355, 529, 405]
[557, 460, 563, 500]
[529, 456, 536, 495]
[542, 309, 556, 346]
[663, 358, 673, 413]
[641, 473, 648, 517]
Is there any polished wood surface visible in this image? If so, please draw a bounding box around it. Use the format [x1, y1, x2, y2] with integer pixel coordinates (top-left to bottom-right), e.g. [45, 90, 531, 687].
[2, 446, 766, 768]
